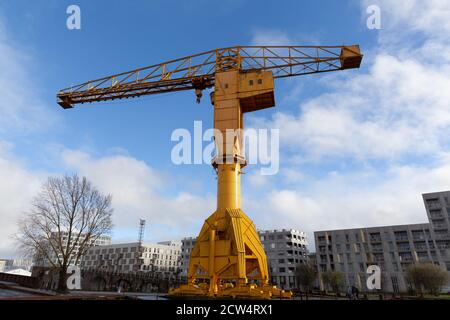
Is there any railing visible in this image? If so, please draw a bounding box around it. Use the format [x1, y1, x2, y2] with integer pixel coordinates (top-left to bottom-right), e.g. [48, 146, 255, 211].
[427, 203, 442, 210]
[434, 233, 450, 240]
[399, 256, 414, 262]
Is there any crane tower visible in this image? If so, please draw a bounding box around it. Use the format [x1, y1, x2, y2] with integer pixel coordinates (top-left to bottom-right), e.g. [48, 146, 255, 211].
[57, 45, 362, 298]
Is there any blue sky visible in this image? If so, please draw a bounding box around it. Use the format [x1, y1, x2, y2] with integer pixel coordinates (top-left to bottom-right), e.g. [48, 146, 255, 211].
[1, 0, 450, 257]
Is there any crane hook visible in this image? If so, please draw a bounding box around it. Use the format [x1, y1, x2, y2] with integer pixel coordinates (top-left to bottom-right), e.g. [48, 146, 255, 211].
[195, 88, 203, 103]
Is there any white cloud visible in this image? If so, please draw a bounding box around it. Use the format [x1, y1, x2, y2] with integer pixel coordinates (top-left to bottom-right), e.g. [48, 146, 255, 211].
[250, 30, 293, 46]
[0, 15, 61, 257]
[0, 142, 44, 257]
[0, 17, 57, 133]
[62, 150, 215, 241]
[365, 0, 450, 36]
[2, 0, 450, 257]
[245, 159, 450, 250]
[253, 52, 450, 162]
[241, 1, 450, 250]
[0, 146, 216, 257]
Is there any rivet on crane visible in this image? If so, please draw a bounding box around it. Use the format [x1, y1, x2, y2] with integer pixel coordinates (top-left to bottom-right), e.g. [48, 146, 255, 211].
[57, 45, 363, 299]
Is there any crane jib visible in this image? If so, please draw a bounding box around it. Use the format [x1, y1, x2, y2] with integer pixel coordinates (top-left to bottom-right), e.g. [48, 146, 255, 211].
[57, 45, 362, 109]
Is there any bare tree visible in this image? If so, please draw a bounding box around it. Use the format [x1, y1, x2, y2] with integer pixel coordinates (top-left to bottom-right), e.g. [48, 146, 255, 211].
[406, 263, 449, 296]
[16, 174, 113, 292]
[321, 271, 345, 295]
[295, 263, 317, 299]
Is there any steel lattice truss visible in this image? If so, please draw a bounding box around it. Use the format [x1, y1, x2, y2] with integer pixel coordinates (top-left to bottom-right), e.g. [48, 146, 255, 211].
[57, 46, 361, 108]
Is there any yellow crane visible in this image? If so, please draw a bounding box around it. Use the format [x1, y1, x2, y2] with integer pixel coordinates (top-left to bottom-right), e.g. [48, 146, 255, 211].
[57, 45, 362, 299]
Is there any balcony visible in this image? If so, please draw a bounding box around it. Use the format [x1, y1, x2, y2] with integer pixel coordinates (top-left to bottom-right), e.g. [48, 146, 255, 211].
[418, 256, 431, 262]
[434, 233, 450, 240]
[369, 233, 382, 242]
[399, 255, 414, 262]
[426, 199, 442, 210]
[436, 242, 450, 249]
[430, 214, 443, 220]
[317, 237, 326, 243]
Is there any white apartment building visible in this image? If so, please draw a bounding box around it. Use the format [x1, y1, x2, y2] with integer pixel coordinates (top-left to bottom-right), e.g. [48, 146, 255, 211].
[35, 232, 111, 267]
[314, 191, 450, 293]
[0, 258, 33, 272]
[82, 241, 182, 275]
[180, 237, 196, 277]
[180, 229, 309, 290]
[260, 229, 308, 290]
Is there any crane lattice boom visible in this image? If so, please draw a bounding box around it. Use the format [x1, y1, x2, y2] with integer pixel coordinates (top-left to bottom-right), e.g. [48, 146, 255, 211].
[57, 45, 362, 108]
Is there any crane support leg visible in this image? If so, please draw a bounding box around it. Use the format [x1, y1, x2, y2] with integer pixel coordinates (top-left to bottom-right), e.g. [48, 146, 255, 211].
[169, 163, 291, 298]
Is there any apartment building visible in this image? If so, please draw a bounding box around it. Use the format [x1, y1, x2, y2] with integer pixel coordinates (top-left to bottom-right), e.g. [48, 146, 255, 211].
[0, 258, 33, 272]
[260, 229, 308, 289]
[315, 223, 434, 293]
[314, 191, 450, 293]
[82, 241, 182, 276]
[180, 229, 308, 290]
[180, 237, 196, 278]
[422, 191, 450, 271]
[34, 232, 111, 267]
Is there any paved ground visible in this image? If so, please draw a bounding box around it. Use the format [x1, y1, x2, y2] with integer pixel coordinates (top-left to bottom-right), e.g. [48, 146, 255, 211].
[70, 290, 168, 300]
[0, 288, 36, 298]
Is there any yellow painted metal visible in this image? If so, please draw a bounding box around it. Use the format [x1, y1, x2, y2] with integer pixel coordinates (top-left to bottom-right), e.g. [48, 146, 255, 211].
[56, 44, 362, 299]
[169, 70, 292, 299]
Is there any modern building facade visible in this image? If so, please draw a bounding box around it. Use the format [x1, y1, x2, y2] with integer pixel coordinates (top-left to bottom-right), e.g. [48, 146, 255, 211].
[314, 191, 450, 293]
[82, 241, 182, 276]
[180, 237, 195, 278]
[422, 191, 450, 271]
[180, 229, 308, 290]
[34, 232, 111, 267]
[260, 229, 308, 289]
[315, 223, 433, 293]
[0, 258, 33, 272]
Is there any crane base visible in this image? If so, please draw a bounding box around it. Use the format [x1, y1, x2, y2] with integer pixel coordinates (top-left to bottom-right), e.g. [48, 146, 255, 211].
[168, 283, 292, 300]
